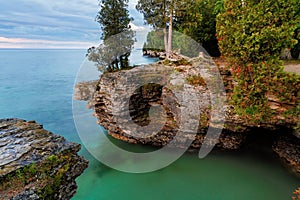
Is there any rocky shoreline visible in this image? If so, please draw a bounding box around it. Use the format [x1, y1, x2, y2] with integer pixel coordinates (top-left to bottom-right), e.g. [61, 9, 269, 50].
[0, 119, 88, 199]
[143, 49, 166, 60]
[273, 134, 300, 178]
[75, 55, 299, 177]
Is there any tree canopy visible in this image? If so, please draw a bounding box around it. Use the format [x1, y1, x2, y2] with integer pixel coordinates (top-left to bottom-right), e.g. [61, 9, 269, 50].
[137, 0, 222, 57]
[88, 0, 135, 72]
[217, 0, 300, 122]
[173, 0, 220, 56]
[137, 0, 190, 58]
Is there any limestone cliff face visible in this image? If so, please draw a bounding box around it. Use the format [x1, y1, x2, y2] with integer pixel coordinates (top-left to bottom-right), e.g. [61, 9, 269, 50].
[93, 56, 247, 150]
[74, 80, 98, 108]
[83, 55, 299, 176]
[92, 56, 299, 151]
[0, 119, 88, 200]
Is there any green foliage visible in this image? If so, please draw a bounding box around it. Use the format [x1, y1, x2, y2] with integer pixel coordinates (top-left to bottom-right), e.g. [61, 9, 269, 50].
[87, 0, 135, 72]
[97, 0, 132, 40]
[217, 0, 300, 123]
[136, 0, 169, 28]
[137, 0, 186, 57]
[23, 163, 37, 176]
[174, 0, 203, 36]
[214, 0, 225, 15]
[16, 169, 25, 183]
[142, 31, 165, 52]
[217, 0, 298, 63]
[172, 31, 205, 57]
[292, 7, 300, 59]
[174, 0, 221, 57]
[47, 155, 58, 163]
[292, 188, 300, 200]
[0, 153, 74, 199]
[143, 30, 204, 58]
[137, 0, 222, 57]
[291, 27, 300, 59]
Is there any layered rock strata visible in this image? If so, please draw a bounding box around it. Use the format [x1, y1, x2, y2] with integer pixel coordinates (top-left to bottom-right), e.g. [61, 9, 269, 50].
[0, 119, 88, 200]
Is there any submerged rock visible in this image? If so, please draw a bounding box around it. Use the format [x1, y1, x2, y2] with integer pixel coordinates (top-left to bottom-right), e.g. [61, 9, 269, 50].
[0, 119, 88, 200]
[273, 134, 300, 178]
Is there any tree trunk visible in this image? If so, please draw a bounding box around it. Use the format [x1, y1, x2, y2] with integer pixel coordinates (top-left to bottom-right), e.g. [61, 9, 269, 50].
[280, 48, 293, 60]
[167, 9, 173, 59]
[119, 56, 124, 69]
[163, 27, 168, 55]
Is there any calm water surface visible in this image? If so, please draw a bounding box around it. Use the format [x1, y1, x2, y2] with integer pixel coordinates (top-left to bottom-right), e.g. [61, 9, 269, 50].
[0, 49, 298, 200]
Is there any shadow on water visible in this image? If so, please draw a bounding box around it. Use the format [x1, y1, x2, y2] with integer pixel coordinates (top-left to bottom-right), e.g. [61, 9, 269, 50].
[74, 123, 300, 199]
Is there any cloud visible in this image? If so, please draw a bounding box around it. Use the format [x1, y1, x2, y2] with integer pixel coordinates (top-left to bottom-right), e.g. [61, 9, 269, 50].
[0, 36, 96, 49]
[129, 22, 150, 31]
[0, 0, 149, 48]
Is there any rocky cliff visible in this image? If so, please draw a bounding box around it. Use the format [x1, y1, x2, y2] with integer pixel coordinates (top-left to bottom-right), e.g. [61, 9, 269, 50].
[88, 55, 299, 176]
[74, 80, 98, 109]
[92, 57, 297, 142]
[0, 119, 88, 200]
[92, 56, 245, 150]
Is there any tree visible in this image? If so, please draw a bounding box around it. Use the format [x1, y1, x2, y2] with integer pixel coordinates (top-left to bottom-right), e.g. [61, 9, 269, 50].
[143, 29, 205, 57]
[291, 26, 300, 59]
[291, 8, 300, 59]
[214, 0, 225, 15]
[142, 31, 165, 52]
[217, 0, 300, 122]
[174, 0, 220, 57]
[137, 0, 168, 54]
[136, 0, 184, 58]
[138, 0, 222, 57]
[88, 0, 135, 72]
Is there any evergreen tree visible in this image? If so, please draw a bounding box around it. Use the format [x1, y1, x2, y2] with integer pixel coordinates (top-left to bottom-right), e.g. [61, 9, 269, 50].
[291, 8, 300, 59]
[88, 0, 135, 72]
[136, 0, 184, 58]
[174, 0, 220, 57]
[137, 0, 221, 57]
[217, 0, 299, 122]
[214, 0, 225, 15]
[136, 0, 169, 54]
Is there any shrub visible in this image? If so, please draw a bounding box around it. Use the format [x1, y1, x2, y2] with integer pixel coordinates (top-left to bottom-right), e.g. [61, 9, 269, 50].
[292, 188, 300, 200]
[216, 0, 300, 122]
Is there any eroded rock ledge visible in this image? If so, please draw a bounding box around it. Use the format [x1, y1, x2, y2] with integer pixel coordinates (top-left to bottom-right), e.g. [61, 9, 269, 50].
[75, 55, 299, 177]
[0, 119, 88, 200]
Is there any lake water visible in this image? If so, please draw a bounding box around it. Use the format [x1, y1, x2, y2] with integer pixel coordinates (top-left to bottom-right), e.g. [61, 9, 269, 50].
[0, 49, 299, 199]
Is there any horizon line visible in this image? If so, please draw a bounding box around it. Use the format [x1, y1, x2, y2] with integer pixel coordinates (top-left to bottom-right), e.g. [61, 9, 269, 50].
[0, 48, 88, 50]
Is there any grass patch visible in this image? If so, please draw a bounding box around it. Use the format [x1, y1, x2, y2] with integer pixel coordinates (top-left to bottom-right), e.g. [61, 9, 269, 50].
[186, 75, 206, 86]
[0, 153, 74, 199]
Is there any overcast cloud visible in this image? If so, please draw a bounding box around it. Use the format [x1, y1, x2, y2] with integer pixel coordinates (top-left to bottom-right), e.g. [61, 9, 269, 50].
[0, 0, 148, 48]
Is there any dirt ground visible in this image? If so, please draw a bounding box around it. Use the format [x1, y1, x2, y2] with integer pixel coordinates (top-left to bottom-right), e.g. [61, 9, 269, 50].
[284, 64, 300, 75]
[213, 58, 300, 75]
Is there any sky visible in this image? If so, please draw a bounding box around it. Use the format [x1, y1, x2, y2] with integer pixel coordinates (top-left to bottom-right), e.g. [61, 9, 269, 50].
[0, 0, 149, 49]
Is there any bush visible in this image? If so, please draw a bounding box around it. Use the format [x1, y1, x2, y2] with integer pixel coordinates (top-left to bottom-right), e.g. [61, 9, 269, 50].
[292, 188, 300, 200]
[216, 0, 300, 122]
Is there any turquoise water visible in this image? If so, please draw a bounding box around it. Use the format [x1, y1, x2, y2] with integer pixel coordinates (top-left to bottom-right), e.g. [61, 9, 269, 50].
[0, 49, 299, 199]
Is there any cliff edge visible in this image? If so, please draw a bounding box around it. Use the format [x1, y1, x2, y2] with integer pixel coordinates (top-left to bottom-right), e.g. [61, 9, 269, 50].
[0, 119, 88, 200]
[90, 55, 299, 176]
[74, 54, 299, 177]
